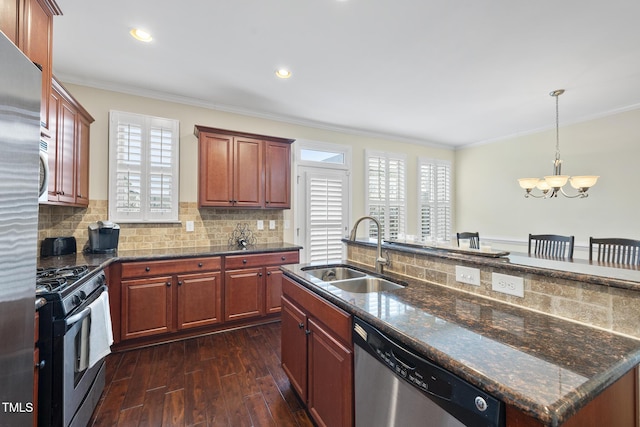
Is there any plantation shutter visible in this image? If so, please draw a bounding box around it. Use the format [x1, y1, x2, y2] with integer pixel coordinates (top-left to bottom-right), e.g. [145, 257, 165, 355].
[366, 151, 406, 240]
[419, 159, 451, 242]
[307, 172, 347, 263]
[109, 111, 179, 222]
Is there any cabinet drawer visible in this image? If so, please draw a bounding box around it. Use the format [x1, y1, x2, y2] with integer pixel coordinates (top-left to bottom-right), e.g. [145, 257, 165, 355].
[225, 251, 299, 269]
[121, 256, 222, 278]
[282, 276, 352, 346]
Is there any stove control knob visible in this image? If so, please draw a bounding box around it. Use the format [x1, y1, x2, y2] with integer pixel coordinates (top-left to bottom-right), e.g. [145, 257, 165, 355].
[72, 295, 81, 305]
[79, 290, 87, 300]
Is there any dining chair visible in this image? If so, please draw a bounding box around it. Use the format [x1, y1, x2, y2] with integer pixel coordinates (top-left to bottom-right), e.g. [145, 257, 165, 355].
[528, 234, 575, 259]
[589, 238, 640, 265]
[456, 232, 480, 249]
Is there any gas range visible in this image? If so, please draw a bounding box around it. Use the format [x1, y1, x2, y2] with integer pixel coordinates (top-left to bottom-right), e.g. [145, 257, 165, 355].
[36, 265, 106, 319]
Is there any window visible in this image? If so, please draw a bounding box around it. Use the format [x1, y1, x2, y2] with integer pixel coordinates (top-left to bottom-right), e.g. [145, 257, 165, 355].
[365, 150, 406, 240]
[418, 158, 452, 242]
[108, 111, 179, 222]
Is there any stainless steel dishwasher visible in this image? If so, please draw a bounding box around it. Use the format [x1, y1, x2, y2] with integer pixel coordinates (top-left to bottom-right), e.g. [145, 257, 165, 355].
[354, 317, 505, 427]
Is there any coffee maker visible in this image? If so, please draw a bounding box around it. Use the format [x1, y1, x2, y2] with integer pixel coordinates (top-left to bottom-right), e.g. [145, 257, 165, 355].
[87, 221, 120, 253]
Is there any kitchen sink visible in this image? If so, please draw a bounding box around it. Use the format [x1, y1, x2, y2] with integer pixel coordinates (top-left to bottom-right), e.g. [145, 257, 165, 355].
[329, 277, 405, 293]
[303, 266, 367, 281]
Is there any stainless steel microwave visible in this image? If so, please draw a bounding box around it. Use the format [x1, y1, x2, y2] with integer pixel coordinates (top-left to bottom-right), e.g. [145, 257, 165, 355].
[39, 140, 49, 202]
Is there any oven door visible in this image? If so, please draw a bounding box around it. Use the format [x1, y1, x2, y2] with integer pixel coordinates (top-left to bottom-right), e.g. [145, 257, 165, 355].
[62, 288, 107, 427]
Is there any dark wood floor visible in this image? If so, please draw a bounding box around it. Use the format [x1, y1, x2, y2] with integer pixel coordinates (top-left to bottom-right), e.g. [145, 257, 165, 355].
[89, 322, 314, 427]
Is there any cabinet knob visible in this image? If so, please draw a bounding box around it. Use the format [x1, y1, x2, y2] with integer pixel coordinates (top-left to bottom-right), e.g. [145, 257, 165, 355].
[198, 262, 203, 267]
[267, 271, 271, 276]
[258, 272, 263, 277]
[166, 281, 171, 287]
[281, 256, 286, 261]
[298, 322, 304, 329]
[178, 281, 183, 286]
[242, 259, 247, 264]
[305, 330, 311, 336]
[266, 200, 270, 204]
[36, 360, 45, 369]
[145, 267, 151, 272]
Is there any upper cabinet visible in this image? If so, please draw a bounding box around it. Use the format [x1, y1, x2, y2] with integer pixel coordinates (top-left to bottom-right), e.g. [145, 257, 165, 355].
[47, 78, 94, 206]
[195, 126, 294, 209]
[0, 0, 62, 139]
[1, 0, 95, 207]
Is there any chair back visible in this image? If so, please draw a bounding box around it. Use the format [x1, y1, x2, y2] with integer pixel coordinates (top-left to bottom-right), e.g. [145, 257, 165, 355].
[589, 238, 640, 265]
[528, 234, 575, 259]
[457, 232, 480, 249]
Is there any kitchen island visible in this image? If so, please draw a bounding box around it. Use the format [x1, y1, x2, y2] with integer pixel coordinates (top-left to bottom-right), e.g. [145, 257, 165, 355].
[281, 260, 640, 426]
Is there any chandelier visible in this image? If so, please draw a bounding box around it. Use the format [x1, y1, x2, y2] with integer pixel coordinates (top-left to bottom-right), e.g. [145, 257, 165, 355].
[518, 89, 599, 198]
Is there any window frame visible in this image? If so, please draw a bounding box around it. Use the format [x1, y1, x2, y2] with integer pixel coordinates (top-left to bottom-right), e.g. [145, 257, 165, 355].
[365, 149, 407, 240]
[417, 157, 452, 243]
[108, 110, 180, 223]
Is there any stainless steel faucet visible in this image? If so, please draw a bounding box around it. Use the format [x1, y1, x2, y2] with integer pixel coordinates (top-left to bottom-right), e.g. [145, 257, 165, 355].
[349, 216, 389, 274]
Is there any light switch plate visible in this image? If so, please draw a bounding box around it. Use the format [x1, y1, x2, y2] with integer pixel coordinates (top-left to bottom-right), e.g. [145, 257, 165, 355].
[492, 273, 524, 297]
[455, 265, 480, 286]
[186, 221, 194, 232]
[269, 220, 276, 230]
[257, 220, 264, 230]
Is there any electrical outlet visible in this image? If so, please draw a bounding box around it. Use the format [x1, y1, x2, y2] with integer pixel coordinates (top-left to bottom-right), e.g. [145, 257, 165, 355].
[269, 220, 276, 230]
[185, 221, 194, 232]
[257, 220, 264, 230]
[455, 265, 480, 286]
[284, 219, 290, 229]
[491, 273, 524, 297]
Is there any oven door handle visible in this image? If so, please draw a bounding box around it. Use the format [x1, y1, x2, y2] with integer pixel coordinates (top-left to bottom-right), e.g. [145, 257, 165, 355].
[65, 306, 91, 327]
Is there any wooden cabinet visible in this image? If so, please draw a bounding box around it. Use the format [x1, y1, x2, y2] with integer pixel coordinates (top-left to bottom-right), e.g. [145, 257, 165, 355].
[281, 276, 353, 427]
[0, 0, 61, 138]
[195, 126, 294, 209]
[224, 267, 264, 321]
[224, 251, 299, 322]
[46, 78, 94, 206]
[264, 140, 291, 208]
[120, 257, 222, 341]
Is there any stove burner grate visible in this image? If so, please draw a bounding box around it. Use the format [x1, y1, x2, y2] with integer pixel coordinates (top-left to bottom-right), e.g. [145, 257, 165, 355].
[36, 265, 90, 294]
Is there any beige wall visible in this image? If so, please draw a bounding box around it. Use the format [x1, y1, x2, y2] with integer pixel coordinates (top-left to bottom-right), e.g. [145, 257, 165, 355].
[52, 83, 454, 246]
[455, 108, 640, 258]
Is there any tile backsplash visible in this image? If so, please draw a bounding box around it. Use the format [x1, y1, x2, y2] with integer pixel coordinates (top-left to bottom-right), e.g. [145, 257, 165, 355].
[347, 243, 640, 340]
[38, 201, 284, 251]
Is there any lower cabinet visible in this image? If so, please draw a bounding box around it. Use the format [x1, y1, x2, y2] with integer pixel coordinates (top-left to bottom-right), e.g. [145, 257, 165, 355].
[281, 277, 353, 427]
[120, 257, 223, 341]
[115, 250, 299, 347]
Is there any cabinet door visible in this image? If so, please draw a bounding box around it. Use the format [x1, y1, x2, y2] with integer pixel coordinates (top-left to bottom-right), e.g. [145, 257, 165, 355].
[0, 0, 19, 44]
[75, 114, 91, 206]
[224, 267, 264, 321]
[55, 97, 77, 204]
[234, 137, 264, 207]
[281, 297, 308, 401]
[265, 266, 283, 314]
[46, 88, 60, 199]
[199, 132, 234, 207]
[265, 141, 291, 208]
[177, 272, 222, 330]
[121, 276, 173, 340]
[308, 318, 353, 427]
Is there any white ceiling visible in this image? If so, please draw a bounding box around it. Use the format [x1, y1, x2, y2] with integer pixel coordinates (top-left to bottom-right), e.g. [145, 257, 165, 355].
[52, 0, 640, 148]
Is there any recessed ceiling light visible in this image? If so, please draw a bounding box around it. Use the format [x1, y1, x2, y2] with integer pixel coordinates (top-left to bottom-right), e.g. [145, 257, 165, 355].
[130, 28, 153, 43]
[275, 68, 292, 79]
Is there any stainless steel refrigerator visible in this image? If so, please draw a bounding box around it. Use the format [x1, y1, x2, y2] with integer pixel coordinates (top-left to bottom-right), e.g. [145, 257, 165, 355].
[0, 31, 41, 426]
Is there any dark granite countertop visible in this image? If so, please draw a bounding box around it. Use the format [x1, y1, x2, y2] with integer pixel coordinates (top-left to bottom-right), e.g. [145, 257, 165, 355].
[37, 242, 302, 270]
[348, 238, 640, 291]
[282, 261, 640, 427]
